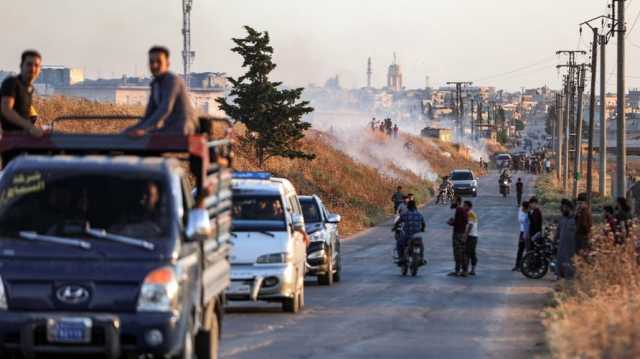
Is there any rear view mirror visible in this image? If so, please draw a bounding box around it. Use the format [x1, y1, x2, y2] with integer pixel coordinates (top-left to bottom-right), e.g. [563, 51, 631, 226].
[186, 208, 212, 241]
[327, 213, 341, 224]
[291, 213, 305, 232]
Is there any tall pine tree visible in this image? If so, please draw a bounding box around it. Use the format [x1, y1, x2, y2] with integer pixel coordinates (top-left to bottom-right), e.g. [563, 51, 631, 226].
[217, 26, 315, 167]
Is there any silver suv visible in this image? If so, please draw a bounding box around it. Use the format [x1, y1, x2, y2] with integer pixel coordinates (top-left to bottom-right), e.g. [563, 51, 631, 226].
[449, 169, 478, 197]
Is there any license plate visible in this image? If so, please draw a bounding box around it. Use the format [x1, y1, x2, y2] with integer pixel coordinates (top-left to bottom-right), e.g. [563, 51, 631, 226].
[228, 281, 251, 294]
[47, 318, 92, 344]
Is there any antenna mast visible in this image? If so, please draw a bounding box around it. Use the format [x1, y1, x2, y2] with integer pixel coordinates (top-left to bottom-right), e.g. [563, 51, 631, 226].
[182, 0, 195, 89]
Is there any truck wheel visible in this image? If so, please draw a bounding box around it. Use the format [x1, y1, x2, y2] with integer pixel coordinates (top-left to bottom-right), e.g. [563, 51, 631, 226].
[195, 305, 220, 359]
[317, 251, 334, 286]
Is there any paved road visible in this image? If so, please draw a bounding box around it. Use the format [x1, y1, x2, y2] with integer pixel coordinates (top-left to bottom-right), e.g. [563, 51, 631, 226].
[221, 172, 552, 359]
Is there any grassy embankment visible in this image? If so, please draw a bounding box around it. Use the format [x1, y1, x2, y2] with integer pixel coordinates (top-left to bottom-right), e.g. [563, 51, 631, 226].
[35, 96, 485, 236]
[534, 172, 640, 358]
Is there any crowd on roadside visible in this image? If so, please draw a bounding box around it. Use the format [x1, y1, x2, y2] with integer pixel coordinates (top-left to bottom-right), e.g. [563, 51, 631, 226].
[513, 151, 551, 174]
[514, 191, 634, 280]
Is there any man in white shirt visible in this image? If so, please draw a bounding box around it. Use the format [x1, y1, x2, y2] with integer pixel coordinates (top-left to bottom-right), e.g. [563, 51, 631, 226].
[513, 201, 530, 271]
[463, 201, 479, 276]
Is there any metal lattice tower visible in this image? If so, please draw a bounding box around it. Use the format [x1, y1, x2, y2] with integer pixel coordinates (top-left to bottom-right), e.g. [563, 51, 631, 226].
[367, 57, 372, 88]
[182, 0, 195, 89]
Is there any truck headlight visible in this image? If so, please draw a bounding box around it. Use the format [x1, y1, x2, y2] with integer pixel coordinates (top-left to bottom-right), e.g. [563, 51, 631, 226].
[256, 252, 290, 264]
[0, 275, 7, 310]
[137, 267, 178, 312]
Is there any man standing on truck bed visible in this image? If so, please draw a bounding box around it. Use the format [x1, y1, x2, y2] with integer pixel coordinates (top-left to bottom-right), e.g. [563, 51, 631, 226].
[126, 46, 197, 136]
[0, 50, 44, 137]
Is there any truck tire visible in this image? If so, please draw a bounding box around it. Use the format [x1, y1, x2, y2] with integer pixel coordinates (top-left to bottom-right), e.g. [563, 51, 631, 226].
[195, 304, 220, 359]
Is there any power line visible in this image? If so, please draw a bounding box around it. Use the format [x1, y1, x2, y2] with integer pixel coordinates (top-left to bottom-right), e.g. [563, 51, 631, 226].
[472, 55, 557, 82]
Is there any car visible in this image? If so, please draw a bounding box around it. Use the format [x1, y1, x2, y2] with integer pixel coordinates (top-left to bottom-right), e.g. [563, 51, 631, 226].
[299, 195, 342, 285]
[449, 169, 478, 197]
[228, 172, 307, 313]
[0, 120, 233, 359]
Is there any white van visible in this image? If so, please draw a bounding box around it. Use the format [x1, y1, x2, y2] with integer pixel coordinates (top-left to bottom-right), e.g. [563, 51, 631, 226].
[227, 172, 307, 313]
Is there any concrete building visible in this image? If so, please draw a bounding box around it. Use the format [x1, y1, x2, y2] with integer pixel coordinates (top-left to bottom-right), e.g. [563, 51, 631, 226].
[36, 66, 84, 87]
[421, 127, 453, 142]
[56, 74, 226, 116]
[387, 53, 403, 92]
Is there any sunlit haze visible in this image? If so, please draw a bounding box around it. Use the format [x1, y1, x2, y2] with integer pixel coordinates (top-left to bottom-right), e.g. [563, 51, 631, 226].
[1, 0, 638, 90]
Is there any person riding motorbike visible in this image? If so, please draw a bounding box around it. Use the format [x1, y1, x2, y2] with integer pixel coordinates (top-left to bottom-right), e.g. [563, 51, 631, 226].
[499, 169, 512, 195]
[393, 200, 426, 265]
[436, 176, 453, 204]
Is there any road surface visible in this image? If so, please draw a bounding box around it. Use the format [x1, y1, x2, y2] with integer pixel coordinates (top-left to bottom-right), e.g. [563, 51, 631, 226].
[221, 172, 552, 359]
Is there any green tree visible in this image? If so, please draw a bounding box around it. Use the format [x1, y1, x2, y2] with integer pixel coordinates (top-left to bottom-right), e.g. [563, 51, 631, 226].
[217, 26, 314, 167]
[515, 119, 525, 131]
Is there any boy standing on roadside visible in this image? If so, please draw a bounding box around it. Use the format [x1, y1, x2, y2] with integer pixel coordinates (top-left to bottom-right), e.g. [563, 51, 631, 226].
[463, 201, 479, 275]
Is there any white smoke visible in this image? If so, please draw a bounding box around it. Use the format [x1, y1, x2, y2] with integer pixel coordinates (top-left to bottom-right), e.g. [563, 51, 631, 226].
[308, 112, 438, 182]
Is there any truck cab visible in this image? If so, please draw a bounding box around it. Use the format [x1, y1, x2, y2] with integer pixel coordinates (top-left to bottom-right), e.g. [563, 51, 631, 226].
[0, 116, 233, 359]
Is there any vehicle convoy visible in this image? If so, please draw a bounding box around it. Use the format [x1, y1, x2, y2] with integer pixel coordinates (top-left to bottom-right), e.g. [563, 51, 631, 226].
[228, 172, 307, 313]
[299, 195, 342, 286]
[449, 169, 478, 197]
[0, 116, 233, 359]
[521, 227, 558, 279]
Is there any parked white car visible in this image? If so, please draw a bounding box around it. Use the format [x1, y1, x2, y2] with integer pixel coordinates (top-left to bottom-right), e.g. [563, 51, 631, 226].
[227, 172, 307, 313]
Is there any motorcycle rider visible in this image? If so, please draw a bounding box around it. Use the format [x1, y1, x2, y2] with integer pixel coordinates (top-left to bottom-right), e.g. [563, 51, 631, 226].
[393, 200, 426, 265]
[391, 186, 405, 212]
[516, 178, 524, 206]
[436, 176, 453, 204]
[499, 169, 511, 195]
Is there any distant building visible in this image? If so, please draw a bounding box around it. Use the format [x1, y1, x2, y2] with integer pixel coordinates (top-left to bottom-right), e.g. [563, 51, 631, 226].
[387, 53, 403, 92]
[56, 73, 225, 116]
[189, 72, 228, 90]
[421, 127, 453, 142]
[325, 75, 341, 90]
[36, 66, 84, 87]
[629, 88, 640, 109]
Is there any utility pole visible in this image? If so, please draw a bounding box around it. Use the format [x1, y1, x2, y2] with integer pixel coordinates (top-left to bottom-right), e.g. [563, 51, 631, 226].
[557, 50, 586, 193]
[579, 18, 602, 206]
[615, 0, 627, 197]
[447, 81, 473, 141]
[557, 89, 565, 182]
[599, 34, 607, 196]
[573, 65, 586, 199]
[587, 30, 598, 206]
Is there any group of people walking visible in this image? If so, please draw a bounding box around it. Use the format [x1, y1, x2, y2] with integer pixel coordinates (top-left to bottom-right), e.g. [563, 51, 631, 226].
[370, 117, 399, 138]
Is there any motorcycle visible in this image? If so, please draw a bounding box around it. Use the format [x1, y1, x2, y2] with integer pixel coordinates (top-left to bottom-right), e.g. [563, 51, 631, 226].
[499, 178, 511, 197]
[521, 227, 557, 279]
[392, 225, 425, 277]
[435, 186, 454, 205]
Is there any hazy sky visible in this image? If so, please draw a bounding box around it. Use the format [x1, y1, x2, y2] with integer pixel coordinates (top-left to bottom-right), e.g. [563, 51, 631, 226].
[1, 0, 639, 91]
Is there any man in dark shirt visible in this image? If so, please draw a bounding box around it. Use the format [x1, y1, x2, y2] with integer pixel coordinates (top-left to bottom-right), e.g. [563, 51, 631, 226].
[528, 197, 543, 249]
[126, 46, 197, 137]
[0, 50, 44, 136]
[516, 178, 524, 206]
[448, 196, 469, 277]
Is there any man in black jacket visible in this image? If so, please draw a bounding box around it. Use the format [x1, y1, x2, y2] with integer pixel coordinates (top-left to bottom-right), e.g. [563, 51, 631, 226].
[516, 178, 524, 206]
[528, 196, 543, 250]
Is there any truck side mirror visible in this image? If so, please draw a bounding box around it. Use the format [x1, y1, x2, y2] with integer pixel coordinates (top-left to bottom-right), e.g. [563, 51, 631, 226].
[186, 208, 212, 241]
[291, 213, 305, 232]
[327, 213, 341, 224]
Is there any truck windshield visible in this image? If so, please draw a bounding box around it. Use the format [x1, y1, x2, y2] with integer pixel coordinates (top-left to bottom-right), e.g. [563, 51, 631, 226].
[300, 199, 322, 223]
[0, 170, 170, 240]
[232, 194, 287, 232]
